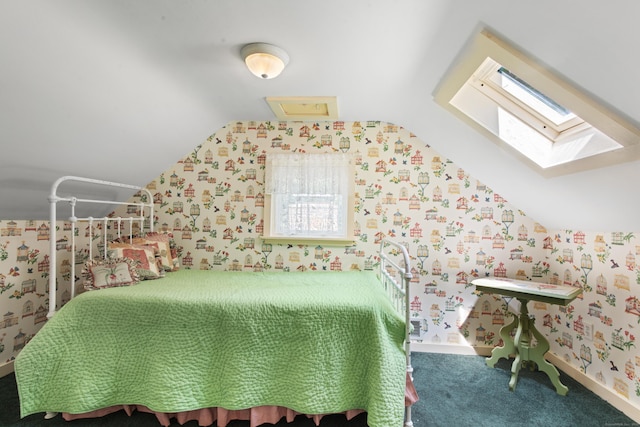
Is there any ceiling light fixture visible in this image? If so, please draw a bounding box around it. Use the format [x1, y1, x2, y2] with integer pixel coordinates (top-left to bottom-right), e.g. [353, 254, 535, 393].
[241, 43, 289, 79]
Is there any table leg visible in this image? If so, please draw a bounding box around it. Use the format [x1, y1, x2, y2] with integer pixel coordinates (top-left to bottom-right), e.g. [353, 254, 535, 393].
[508, 298, 569, 395]
[509, 298, 530, 391]
[529, 319, 569, 395]
[486, 311, 518, 368]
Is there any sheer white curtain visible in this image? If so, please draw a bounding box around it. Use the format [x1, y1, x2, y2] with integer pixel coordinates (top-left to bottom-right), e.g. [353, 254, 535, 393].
[265, 153, 352, 238]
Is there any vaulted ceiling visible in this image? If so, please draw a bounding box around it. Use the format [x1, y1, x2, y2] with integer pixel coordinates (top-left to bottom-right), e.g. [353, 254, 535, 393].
[2, 1, 639, 230]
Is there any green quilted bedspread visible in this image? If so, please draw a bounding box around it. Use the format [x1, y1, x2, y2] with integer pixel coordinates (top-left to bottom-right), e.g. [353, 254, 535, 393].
[15, 270, 406, 427]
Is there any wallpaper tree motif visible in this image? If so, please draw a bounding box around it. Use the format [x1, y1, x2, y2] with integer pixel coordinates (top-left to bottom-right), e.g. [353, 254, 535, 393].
[0, 120, 638, 412]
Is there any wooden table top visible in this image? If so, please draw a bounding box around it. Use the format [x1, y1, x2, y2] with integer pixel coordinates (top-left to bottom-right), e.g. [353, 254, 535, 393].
[472, 277, 583, 305]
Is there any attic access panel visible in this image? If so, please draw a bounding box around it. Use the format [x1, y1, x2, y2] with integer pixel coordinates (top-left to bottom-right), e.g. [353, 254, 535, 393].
[266, 96, 338, 120]
[433, 28, 640, 176]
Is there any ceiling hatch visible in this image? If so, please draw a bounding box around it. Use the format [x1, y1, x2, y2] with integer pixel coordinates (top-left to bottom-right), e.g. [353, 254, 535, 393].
[266, 96, 338, 120]
[433, 28, 640, 176]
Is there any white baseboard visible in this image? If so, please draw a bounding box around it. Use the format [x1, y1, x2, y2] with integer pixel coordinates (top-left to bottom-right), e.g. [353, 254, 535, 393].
[0, 360, 14, 378]
[410, 343, 640, 424]
[547, 352, 640, 424]
[410, 342, 493, 356]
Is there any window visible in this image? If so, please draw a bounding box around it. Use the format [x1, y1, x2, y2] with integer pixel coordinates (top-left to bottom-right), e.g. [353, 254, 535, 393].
[433, 28, 640, 176]
[263, 152, 355, 244]
[473, 61, 589, 139]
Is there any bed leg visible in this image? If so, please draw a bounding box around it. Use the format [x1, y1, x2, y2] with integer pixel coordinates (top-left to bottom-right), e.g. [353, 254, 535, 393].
[405, 346, 414, 426]
[44, 412, 58, 420]
[404, 410, 414, 427]
[404, 363, 414, 426]
[405, 355, 414, 427]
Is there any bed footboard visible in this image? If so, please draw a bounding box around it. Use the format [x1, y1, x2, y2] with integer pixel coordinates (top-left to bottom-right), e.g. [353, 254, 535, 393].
[379, 239, 414, 427]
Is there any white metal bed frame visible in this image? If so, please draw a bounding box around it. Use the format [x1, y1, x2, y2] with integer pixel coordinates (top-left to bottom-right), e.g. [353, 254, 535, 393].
[45, 176, 415, 427]
[379, 238, 415, 427]
[47, 176, 154, 319]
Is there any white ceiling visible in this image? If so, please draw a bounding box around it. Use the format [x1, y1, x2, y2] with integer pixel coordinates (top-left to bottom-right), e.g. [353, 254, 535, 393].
[2, 0, 639, 231]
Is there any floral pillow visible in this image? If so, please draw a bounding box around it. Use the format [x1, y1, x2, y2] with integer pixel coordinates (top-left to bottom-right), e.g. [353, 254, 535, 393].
[83, 258, 139, 290]
[143, 232, 179, 271]
[107, 243, 163, 280]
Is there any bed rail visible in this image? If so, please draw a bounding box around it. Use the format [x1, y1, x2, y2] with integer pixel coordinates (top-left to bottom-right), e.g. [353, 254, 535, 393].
[48, 176, 154, 319]
[379, 238, 414, 427]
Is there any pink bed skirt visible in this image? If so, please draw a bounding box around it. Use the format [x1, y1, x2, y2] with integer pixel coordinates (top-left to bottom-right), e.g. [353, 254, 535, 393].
[63, 405, 365, 427]
[63, 374, 419, 427]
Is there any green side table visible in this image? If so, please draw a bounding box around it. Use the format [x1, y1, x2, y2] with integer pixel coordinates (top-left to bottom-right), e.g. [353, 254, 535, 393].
[472, 277, 582, 395]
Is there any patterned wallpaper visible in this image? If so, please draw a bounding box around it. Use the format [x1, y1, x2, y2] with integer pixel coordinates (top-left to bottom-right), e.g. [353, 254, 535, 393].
[1, 120, 638, 411]
[0, 220, 51, 364]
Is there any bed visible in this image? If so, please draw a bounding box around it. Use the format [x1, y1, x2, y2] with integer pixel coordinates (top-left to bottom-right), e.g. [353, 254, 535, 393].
[15, 176, 418, 427]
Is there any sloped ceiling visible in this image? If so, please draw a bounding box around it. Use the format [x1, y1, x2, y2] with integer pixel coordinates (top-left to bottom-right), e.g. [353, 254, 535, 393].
[1, 0, 639, 231]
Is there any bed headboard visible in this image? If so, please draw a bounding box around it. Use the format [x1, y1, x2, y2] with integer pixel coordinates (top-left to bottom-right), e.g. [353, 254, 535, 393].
[47, 176, 154, 318]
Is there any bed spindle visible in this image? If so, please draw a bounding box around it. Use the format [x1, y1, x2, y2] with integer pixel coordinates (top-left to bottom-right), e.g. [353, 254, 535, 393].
[70, 202, 78, 300]
[127, 217, 133, 241]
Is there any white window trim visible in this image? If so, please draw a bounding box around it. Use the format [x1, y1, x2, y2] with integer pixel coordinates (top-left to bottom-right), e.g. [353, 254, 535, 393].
[262, 152, 355, 245]
[433, 28, 640, 177]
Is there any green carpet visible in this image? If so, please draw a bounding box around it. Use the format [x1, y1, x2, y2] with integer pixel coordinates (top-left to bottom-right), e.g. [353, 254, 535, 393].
[413, 353, 637, 427]
[1, 352, 636, 426]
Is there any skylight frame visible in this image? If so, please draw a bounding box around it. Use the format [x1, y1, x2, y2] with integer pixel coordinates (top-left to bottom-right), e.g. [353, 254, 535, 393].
[469, 58, 593, 143]
[433, 28, 640, 177]
[496, 67, 576, 127]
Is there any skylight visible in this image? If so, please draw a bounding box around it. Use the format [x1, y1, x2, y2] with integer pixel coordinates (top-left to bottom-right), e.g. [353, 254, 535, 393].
[497, 67, 575, 126]
[433, 29, 640, 176]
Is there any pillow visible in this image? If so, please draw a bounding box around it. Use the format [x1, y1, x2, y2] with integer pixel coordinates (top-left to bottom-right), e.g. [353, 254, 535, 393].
[82, 257, 139, 290]
[107, 242, 163, 280]
[143, 232, 179, 271]
[109, 235, 134, 244]
[131, 237, 173, 272]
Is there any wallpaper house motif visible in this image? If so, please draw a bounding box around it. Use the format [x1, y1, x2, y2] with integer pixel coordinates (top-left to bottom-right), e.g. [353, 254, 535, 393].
[0, 120, 638, 415]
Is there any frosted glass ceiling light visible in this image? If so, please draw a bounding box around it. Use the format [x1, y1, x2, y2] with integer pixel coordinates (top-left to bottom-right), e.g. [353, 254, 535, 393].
[241, 43, 289, 79]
